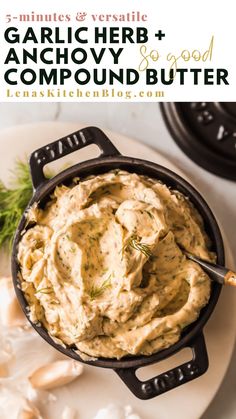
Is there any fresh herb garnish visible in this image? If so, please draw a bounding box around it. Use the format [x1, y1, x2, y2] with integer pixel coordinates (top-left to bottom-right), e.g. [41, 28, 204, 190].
[0, 160, 33, 250]
[145, 210, 154, 219]
[89, 275, 112, 300]
[35, 287, 54, 295]
[123, 235, 152, 258]
[0, 160, 56, 252]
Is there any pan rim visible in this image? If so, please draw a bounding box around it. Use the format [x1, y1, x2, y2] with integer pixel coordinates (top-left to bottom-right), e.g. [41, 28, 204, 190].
[11, 155, 224, 369]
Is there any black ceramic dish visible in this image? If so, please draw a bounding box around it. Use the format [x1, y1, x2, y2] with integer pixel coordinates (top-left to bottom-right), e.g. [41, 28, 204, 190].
[12, 127, 224, 400]
[160, 102, 236, 181]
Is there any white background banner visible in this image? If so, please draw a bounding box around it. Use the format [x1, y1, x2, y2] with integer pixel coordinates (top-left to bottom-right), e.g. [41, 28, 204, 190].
[0, 0, 235, 102]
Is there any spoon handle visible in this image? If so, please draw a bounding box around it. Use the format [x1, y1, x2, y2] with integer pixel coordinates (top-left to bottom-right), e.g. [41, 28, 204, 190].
[224, 271, 236, 286]
[184, 251, 236, 287]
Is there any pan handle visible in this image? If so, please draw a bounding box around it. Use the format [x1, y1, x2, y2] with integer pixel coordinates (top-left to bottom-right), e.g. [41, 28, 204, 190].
[115, 332, 208, 400]
[29, 126, 121, 189]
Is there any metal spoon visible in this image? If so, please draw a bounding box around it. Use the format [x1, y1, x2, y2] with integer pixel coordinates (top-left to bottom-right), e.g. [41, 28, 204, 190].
[184, 251, 236, 287]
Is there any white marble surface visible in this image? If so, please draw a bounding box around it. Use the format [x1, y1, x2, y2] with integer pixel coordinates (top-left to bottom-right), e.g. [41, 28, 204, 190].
[0, 102, 235, 419]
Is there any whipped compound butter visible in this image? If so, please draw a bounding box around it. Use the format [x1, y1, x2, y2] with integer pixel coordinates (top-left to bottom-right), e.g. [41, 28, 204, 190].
[17, 171, 214, 358]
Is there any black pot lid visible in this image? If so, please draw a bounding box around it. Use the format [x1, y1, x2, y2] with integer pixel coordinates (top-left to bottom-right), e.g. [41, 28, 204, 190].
[160, 102, 236, 181]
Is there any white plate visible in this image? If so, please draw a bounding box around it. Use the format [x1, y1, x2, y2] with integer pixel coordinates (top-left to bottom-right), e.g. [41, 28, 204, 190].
[0, 122, 235, 419]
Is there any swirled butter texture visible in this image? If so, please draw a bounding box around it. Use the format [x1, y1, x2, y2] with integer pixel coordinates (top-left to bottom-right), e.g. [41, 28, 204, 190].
[18, 171, 214, 359]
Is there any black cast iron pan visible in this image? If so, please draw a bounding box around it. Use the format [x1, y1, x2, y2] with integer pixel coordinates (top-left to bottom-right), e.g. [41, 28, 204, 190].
[11, 127, 224, 400]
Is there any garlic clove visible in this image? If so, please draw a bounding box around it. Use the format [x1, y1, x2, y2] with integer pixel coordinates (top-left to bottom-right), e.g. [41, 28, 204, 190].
[28, 359, 84, 390]
[17, 400, 43, 419]
[0, 362, 8, 377]
[0, 276, 27, 327]
[61, 406, 77, 419]
[18, 410, 40, 419]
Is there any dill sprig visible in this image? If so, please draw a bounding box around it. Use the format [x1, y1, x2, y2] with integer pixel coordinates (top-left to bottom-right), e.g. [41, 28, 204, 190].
[35, 287, 54, 295]
[0, 160, 33, 250]
[123, 235, 152, 258]
[0, 160, 56, 252]
[89, 275, 112, 300]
